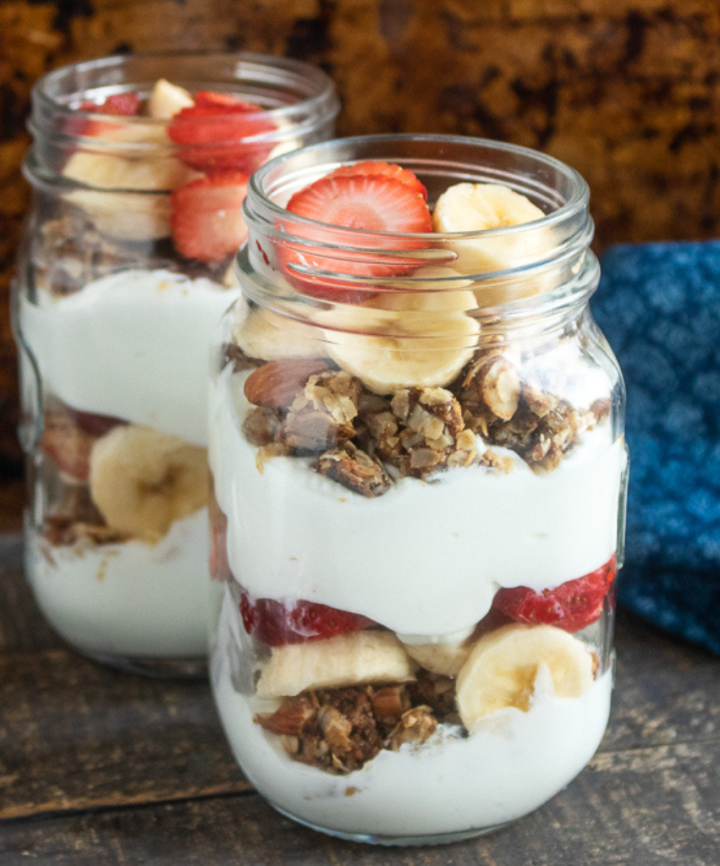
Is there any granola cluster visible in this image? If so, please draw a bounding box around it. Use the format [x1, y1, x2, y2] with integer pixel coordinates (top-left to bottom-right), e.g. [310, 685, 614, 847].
[35, 205, 234, 298]
[239, 345, 608, 492]
[460, 352, 610, 472]
[255, 671, 458, 774]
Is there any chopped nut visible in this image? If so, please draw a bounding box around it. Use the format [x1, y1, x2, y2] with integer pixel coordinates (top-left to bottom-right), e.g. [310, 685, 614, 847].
[386, 706, 437, 750]
[244, 359, 331, 409]
[242, 406, 284, 447]
[255, 697, 317, 736]
[313, 443, 392, 497]
[372, 685, 411, 720]
[462, 355, 521, 421]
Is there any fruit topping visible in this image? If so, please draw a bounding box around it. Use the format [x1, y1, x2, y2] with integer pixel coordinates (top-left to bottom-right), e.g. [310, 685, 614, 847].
[492, 556, 617, 633]
[168, 91, 275, 173]
[455, 623, 595, 729]
[78, 92, 142, 117]
[281, 172, 432, 302]
[240, 595, 376, 647]
[170, 172, 249, 262]
[147, 79, 194, 119]
[89, 424, 208, 544]
[325, 161, 428, 200]
[255, 630, 414, 697]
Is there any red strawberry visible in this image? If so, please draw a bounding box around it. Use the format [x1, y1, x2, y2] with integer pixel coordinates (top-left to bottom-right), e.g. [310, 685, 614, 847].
[281, 173, 432, 303]
[74, 92, 142, 137]
[492, 556, 618, 633]
[168, 92, 275, 173]
[79, 92, 142, 116]
[240, 595, 375, 646]
[326, 161, 428, 200]
[171, 172, 249, 262]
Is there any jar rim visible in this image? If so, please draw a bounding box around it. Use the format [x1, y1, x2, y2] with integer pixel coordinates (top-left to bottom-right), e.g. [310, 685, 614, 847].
[245, 132, 590, 242]
[31, 50, 339, 144]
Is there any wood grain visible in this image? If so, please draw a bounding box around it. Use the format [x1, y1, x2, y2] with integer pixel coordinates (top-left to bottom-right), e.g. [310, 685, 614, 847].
[0, 536, 719, 863]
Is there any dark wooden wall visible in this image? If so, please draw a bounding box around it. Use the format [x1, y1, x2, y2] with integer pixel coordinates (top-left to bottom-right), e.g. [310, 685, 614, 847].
[2, 0, 720, 525]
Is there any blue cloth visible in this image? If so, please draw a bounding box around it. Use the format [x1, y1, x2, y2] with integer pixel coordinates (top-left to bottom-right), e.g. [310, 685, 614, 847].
[592, 242, 720, 655]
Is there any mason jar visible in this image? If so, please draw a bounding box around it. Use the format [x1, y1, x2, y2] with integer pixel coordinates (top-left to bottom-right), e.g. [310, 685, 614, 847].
[13, 52, 339, 676]
[208, 134, 628, 842]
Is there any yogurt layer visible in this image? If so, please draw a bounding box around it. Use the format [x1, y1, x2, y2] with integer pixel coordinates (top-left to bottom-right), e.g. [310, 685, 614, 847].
[211, 593, 612, 839]
[27, 509, 210, 658]
[210, 367, 627, 636]
[19, 269, 241, 446]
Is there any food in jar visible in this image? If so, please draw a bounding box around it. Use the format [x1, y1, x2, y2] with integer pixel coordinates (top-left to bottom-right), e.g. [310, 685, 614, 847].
[208, 159, 626, 836]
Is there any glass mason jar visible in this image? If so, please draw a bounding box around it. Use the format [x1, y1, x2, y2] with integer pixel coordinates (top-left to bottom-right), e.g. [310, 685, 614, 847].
[13, 52, 339, 676]
[208, 134, 628, 843]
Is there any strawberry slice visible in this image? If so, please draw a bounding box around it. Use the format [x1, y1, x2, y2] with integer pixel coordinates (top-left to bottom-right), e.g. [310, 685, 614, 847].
[171, 172, 249, 262]
[78, 92, 142, 116]
[281, 173, 432, 303]
[326, 161, 428, 200]
[73, 92, 142, 137]
[168, 91, 276, 173]
[240, 595, 376, 646]
[492, 555, 618, 633]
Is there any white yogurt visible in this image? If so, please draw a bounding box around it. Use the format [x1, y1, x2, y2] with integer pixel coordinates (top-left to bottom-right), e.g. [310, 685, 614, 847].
[209, 367, 627, 636]
[26, 509, 210, 658]
[211, 593, 612, 840]
[19, 269, 241, 446]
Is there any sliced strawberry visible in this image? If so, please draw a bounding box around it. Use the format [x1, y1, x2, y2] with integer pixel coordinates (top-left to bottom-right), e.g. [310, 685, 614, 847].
[171, 172, 249, 262]
[281, 173, 432, 303]
[168, 92, 276, 173]
[240, 595, 376, 646]
[326, 161, 428, 200]
[492, 555, 618, 633]
[73, 92, 142, 137]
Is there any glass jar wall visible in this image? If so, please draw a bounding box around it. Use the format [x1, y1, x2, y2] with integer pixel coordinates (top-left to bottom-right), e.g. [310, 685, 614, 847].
[13, 52, 339, 676]
[208, 134, 628, 843]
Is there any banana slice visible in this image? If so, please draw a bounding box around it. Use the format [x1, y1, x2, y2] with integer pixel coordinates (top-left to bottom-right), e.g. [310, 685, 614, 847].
[432, 183, 554, 307]
[89, 424, 209, 543]
[148, 78, 194, 119]
[320, 266, 480, 395]
[401, 640, 471, 677]
[233, 306, 327, 361]
[256, 630, 416, 699]
[63, 126, 200, 241]
[456, 623, 595, 730]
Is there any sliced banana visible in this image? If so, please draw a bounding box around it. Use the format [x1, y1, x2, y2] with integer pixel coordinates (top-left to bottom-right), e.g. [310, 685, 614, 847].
[89, 424, 209, 543]
[233, 306, 327, 361]
[456, 623, 595, 730]
[148, 78, 194, 119]
[320, 267, 480, 395]
[433, 183, 555, 307]
[401, 640, 471, 677]
[256, 630, 416, 699]
[63, 126, 200, 241]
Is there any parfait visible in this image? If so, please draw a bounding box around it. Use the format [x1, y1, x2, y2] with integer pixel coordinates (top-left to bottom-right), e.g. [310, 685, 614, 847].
[14, 53, 339, 674]
[208, 134, 628, 842]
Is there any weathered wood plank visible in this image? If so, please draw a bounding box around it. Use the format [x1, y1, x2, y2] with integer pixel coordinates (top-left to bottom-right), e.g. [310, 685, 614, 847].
[1, 738, 719, 865]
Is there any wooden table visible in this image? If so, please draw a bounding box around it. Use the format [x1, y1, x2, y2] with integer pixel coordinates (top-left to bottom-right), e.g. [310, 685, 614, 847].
[1, 534, 718, 864]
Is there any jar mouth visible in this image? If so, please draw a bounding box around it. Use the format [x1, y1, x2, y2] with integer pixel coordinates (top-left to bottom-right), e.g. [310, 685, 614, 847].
[238, 134, 598, 330]
[30, 51, 339, 149]
[246, 133, 589, 243]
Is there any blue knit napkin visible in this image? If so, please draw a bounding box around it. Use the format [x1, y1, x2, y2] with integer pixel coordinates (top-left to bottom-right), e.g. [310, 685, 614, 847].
[592, 242, 720, 654]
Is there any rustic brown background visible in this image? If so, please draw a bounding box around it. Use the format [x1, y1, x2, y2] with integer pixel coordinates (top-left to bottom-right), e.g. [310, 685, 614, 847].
[2, 0, 720, 528]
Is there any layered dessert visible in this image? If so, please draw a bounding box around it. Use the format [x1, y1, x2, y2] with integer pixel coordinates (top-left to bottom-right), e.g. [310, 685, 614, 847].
[18, 78, 306, 664]
[209, 159, 627, 839]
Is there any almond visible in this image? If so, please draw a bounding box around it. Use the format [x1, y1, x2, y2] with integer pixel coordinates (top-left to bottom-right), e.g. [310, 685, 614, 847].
[243, 359, 331, 408]
[255, 698, 317, 736]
